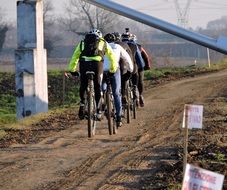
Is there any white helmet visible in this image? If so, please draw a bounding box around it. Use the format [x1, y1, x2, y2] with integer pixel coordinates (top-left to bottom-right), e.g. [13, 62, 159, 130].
[89, 29, 102, 38]
[131, 34, 137, 42]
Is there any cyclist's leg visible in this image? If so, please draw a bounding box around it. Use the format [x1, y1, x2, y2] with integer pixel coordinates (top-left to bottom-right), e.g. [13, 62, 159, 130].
[121, 74, 126, 102]
[111, 69, 122, 126]
[121, 71, 131, 103]
[138, 70, 144, 95]
[101, 76, 107, 111]
[131, 72, 139, 105]
[112, 69, 122, 114]
[93, 61, 104, 119]
[138, 70, 145, 107]
[78, 62, 88, 119]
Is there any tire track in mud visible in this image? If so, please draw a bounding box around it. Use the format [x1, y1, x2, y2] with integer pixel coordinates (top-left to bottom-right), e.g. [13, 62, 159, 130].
[33, 146, 140, 190]
[97, 72, 227, 189]
[55, 111, 181, 190]
[32, 125, 165, 190]
[99, 116, 182, 189]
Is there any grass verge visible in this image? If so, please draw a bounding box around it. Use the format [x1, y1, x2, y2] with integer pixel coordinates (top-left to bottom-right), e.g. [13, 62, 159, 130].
[1, 59, 227, 130]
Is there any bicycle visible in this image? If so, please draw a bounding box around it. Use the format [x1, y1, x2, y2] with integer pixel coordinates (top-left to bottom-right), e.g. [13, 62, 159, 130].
[122, 78, 137, 123]
[102, 72, 117, 135]
[65, 71, 97, 138]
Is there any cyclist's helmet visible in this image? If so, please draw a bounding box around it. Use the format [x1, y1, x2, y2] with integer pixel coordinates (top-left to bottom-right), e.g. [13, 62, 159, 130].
[104, 33, 116, 43]
[121, 33, 130, 42]
[130, 34, 137, 42]
[89, 28, 102, 38]
[112, 32, 121, 42]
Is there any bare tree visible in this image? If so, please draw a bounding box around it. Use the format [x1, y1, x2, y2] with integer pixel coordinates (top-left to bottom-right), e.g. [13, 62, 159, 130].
[43, 0, 61, 56]
[61, 0, 119, 35]
[43, 0, 54, 20]
[207, 16, 227, 31]
[0, 8, 8, 52]
[194, 16, 227, 39]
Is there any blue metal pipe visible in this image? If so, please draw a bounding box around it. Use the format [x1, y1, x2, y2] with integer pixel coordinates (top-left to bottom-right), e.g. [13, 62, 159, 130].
[83, 0, 227, 55]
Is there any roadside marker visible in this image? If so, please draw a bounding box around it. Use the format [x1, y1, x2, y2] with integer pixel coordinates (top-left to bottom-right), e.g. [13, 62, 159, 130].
[182, 104, 203, 174]
[182, 164, 224, 190]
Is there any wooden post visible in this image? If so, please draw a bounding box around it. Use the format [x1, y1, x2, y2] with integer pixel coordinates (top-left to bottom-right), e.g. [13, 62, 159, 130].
[62, 73, 65, 104]
[207, 48, 211, 68]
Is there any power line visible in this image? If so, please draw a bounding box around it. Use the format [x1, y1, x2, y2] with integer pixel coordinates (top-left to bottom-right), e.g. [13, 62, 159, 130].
[194, 0, 227, 7]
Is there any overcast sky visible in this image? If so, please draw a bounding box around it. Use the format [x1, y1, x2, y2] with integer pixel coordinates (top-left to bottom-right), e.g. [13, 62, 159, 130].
[1, 0, 227, 29]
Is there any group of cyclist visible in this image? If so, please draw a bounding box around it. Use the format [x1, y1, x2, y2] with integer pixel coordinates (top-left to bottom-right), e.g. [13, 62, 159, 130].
[67, 28, 151, 128]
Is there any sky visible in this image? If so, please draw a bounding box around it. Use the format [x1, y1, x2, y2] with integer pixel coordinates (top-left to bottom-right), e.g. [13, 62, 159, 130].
[1, 0, 227, 29]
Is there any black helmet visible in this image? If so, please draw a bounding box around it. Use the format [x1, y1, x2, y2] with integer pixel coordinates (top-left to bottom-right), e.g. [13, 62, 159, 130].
[112, 32, 121, 42]
[121, 33, 130, 42]
[104, 33, 116, 43]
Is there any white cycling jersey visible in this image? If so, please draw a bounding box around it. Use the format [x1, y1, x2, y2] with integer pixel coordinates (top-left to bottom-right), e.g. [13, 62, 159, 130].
[103, 42, 133, 73]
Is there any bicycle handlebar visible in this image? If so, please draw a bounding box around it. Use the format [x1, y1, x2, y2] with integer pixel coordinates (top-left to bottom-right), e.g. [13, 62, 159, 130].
[64, 71, 80, 79]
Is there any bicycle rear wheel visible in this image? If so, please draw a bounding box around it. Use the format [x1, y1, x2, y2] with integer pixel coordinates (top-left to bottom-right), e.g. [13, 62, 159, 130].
[110, 96, 117, 134]
[87, 79, 96, 138]
[132, 98, 137, 119]
[131, 85, 138, 119]
[106, 91, 113, 135]
[126, 82, 131, 124]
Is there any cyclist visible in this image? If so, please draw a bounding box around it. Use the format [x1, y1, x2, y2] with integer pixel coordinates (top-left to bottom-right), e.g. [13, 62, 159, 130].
[131, 34, 151, 107]
[103, 33, 133, 127]
[113, 32, 135, 105]
[121, 31, 145, 107]
[67, 29, 117, 120]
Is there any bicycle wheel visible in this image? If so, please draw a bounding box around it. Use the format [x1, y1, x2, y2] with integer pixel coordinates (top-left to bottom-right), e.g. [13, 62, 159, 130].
[131, 85, 137, 119]
[126, 81, 131, 124]
[132, 98, 137, 119]
[87, 79, 96, 138]
[106, 91, 113, 135]
[110, 95, 117, 134]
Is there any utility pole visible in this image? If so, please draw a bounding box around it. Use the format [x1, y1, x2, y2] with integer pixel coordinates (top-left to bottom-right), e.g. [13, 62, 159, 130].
[15, 0, 48, 119]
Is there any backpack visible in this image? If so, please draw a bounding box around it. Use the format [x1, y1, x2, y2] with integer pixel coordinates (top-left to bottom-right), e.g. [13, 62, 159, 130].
[81, 33, 100, 56]
[135, 45, 145, 70]
[130, 42, 145, 70]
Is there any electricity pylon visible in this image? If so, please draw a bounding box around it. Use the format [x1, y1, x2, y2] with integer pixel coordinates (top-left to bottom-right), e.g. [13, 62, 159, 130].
[174, 0, 193, 28]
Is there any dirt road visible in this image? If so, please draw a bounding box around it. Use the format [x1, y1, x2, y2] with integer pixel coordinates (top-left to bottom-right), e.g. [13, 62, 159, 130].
[0, 70, 226, 190]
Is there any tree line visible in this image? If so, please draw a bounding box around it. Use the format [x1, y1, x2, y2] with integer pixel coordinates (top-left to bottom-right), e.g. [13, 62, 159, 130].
[0, 0, 227, 59]
[0, 7, 8, 53]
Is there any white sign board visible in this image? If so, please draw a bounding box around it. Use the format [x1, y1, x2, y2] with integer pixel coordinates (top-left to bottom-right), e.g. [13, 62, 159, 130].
[182, 104, 203, 129]
[182, 164, 225, 190]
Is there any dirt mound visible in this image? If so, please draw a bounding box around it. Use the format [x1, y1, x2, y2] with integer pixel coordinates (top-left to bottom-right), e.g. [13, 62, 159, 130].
[0, 108, 78, 148]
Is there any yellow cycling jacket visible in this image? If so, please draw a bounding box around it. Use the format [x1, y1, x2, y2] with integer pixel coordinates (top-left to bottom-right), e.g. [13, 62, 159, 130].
[68, 38, 117, 73]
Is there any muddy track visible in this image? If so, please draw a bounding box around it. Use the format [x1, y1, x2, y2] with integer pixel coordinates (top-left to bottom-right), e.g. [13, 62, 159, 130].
[0, 70, 227, 190]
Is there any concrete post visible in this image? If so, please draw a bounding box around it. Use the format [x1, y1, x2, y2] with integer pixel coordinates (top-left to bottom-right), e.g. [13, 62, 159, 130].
[15, 0, 48, 119]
